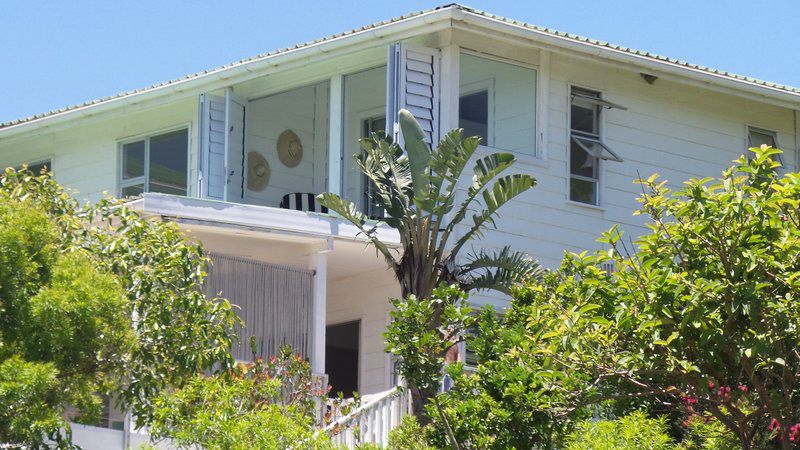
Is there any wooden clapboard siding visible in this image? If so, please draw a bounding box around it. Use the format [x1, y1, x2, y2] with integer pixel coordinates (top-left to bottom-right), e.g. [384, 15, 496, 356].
[0, 99, 198, 202]
[460, 52, 537, 156]
[205, 253, 314, 361]
[245, 82, 328, 208]
[458, 50, 798, 309]
[327, 267, 400, 395]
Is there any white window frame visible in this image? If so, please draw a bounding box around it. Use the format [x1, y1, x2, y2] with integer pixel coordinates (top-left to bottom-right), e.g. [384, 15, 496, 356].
[117, 125, 190, 197]
[458, 50, 541, 162]
[568, 85, 604, 206]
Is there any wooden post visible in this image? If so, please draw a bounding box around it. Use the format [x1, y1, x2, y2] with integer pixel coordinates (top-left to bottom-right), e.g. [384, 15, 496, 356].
[310, 240, 331, 374]
[328, 74, 344, 196]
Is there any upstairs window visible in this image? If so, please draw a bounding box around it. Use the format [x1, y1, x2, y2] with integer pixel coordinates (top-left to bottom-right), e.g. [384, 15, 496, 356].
[459, 89, 489, 144]
[362, 116, 386, 219]
[15, 159, 51, 175]
[459, 53, 537, 156]
[120, 128, 188, 198]
[569, 87, 624, 205]
[748, 126, 778, 150]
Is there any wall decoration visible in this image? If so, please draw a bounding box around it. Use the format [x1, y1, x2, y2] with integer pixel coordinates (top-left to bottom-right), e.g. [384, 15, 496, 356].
[277, 129, 303, 168]
[247, 151, 270, 192]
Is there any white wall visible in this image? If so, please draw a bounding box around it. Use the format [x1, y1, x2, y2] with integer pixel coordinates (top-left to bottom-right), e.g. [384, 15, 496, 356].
[327, 265, 399, 396]
[0, 100, 198, 203]
[245, 82, 329, 208]
[459, 52, 537, 155]
[455, 47, 798, 308]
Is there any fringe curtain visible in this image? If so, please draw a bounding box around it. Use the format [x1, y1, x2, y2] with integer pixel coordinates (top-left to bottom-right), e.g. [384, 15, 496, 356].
[204, 253, 314, 361]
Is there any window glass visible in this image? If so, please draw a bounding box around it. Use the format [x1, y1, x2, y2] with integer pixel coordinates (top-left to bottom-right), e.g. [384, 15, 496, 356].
[459, 90, 488, 144]
[570, 140, 598, 179]
[122, 141, 145, 179]
[748, 128, 777, 149]
[570, 178, 597, 205]
[362, 117, 386, 219]
[571, 100, 598, 136]
[148, 129, 188, 195]
[16, 159, 51, 175]
[459, 53, 537, 154]
[121, 184, 144, 198]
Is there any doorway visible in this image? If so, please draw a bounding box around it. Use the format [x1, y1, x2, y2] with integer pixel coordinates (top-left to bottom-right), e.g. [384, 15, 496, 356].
[325, 320, 360, 397]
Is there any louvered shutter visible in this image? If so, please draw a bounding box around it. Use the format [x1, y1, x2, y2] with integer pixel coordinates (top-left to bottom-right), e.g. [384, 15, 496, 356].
[199, 94, 227, 200]
[387, 44, 440, 147]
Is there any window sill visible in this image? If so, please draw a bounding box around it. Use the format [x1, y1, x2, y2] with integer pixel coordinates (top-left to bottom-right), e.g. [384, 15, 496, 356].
[565, 200, 605, 212]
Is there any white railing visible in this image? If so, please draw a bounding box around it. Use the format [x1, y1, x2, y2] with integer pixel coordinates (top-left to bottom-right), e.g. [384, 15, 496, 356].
[325, 387, 412, 448]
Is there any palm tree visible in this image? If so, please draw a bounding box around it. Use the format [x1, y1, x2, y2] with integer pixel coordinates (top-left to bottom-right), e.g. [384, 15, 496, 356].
[318, 109, 542, 412]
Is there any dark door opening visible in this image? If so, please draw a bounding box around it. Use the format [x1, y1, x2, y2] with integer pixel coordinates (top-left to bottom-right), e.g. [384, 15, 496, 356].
[325, 320, 360, 397]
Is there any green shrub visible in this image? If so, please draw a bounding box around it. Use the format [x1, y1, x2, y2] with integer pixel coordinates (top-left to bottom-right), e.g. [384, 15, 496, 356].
[678, 417, 743, 450]
[150, 348, 330, 450]
[565, 411, 676, 450]
[388, 415, 434, 450]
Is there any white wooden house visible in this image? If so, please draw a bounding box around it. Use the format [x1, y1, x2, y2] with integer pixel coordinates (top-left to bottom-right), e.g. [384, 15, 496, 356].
[2, 5, 799, 447]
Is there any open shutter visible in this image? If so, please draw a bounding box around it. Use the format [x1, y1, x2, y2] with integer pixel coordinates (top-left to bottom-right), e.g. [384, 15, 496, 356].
[199, 94, 227, 200]
[387, 43, 440, 147]
[224, 90, 246, 201]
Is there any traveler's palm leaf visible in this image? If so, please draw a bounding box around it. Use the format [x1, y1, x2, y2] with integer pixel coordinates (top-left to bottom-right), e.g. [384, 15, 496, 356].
[459, 246, 544, 294]
[318, 109, 540, 299]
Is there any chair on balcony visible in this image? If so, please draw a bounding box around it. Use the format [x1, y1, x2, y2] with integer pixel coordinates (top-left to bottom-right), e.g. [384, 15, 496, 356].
[280, 193, 328, 213]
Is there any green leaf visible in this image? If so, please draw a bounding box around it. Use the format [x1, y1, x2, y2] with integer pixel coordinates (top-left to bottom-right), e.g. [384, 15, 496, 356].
[398, 109, 430, 201]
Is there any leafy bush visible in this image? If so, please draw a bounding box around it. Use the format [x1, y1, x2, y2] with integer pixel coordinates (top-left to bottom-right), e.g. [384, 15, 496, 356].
[564, 411, 675, 450]
[0, 168, 239, 446]
[0, 192, 132, 447]
[150, 347, 330, 450]
[387, 415, 434, 450]
[678, 416, 741, 450]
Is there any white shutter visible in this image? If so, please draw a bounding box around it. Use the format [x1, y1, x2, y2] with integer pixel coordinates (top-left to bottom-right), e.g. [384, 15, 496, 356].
[199, 94, 227, 200]
[224, 90, 246, 201]
[387, 43, 440, 147]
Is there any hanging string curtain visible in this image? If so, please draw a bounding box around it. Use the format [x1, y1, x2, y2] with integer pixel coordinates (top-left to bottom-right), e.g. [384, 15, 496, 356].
[204, 253, 314, 361]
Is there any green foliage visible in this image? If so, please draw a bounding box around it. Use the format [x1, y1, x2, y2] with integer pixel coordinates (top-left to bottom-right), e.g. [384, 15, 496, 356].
[679, 417, 741, 450]
[0, 188, 132, 447]
[564, 411, 676, 450]
[149, 348, 330, 450]
[318, 110, 540, 301]
[0, 356, 76, 449]
[322, 111, 541, 421]
[385, 285, 474, 397]
[0, 169, 239, 445]
[387, 416, 434, 450]
[456, 147, 800, 449]
[427, 300, 569, 449]
[424, 147, 800, 449]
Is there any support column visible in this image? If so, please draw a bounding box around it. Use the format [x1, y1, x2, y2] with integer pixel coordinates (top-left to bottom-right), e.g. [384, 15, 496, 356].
[328, 74, 344, 196]
[536, 50, 551, 160]
[310, 239, 332, 374]
[438, 44, 460, 135]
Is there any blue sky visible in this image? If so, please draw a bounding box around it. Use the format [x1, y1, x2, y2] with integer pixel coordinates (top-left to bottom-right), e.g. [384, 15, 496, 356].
[2, 0, 798, 123]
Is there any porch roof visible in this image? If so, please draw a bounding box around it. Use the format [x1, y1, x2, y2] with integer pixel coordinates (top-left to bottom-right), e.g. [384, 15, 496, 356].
[132, 193, 402, 247]
[2, 4, 800, 136]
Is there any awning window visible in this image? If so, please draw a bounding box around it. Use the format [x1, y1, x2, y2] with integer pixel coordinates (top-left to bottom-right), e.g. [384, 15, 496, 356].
[571, 134, 623, 162]
[571, 91, 628, 110]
